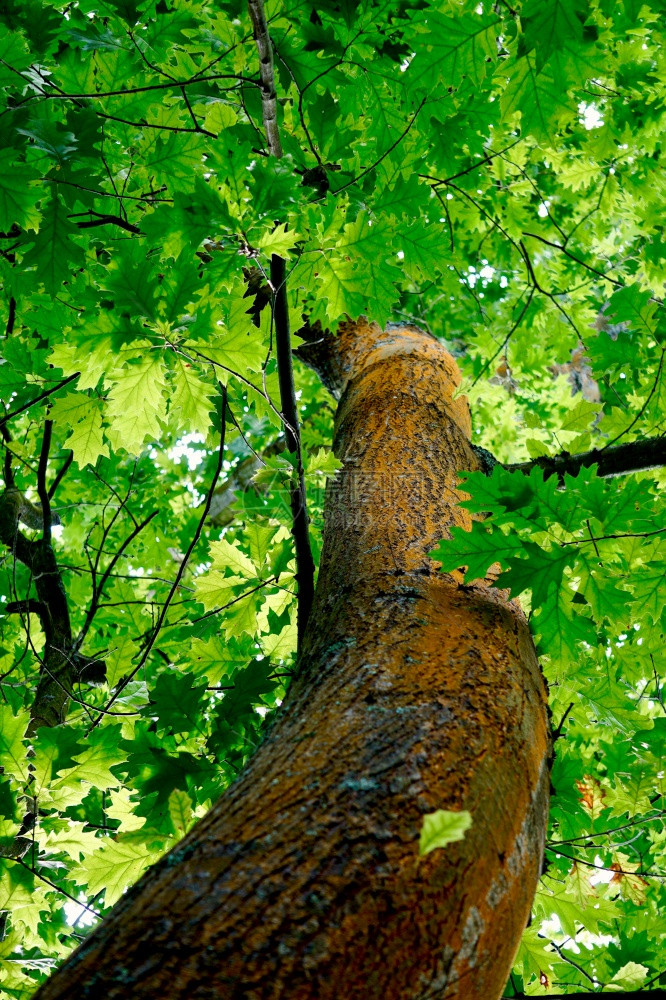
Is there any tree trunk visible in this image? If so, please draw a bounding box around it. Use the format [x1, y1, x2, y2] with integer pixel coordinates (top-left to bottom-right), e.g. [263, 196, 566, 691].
[35, 321, 551, 1000]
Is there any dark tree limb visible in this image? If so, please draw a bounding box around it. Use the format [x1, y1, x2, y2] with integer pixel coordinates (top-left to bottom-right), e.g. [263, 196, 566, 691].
[71, 213, 142, 235]
[5, 296, 16, 338]
[0, 432, 73, 734]
[507, 435, 666, 480]
[5, 598, 47, 620]
[247, 0, 314, 647]
[37, 419, 53, 540]
[271, 254, 315, 646]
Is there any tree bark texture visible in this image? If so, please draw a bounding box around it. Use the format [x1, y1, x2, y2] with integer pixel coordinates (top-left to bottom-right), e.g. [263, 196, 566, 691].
[35, 320, 551, 1000]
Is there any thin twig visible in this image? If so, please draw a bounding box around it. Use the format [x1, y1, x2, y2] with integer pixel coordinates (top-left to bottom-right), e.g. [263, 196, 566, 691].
[0, 375, 79, 429]
[332, 96, 427, 196]
[13, 857, 102, 918]
[76, 510, 159, 649]
[562, 524, 666, 546]
[88, 385, 228, 731]
[47, 451, 73, 501]
[599, 347, 665, 451]
[522, 231, 624, 288]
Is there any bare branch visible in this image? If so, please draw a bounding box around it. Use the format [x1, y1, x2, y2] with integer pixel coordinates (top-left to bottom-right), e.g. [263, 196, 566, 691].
[247, 0, 282, 157]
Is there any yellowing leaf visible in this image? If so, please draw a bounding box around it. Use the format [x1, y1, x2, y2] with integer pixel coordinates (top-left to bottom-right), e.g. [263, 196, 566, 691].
[608, 961, 649, 991]
[609, 853, 649, 906]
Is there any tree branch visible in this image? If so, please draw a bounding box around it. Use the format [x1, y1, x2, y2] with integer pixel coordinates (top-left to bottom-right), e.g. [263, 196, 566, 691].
[76, 509, 159, 649]
[247, 0, 282, 157]
[71, 213, 142, 235]
[246, 0, 315, 647]
[507, 435, 666, 480]
[5, 295, 16, 338]
[0, 375, 79, 429]
[48, 451, 73, 500]
[36, 420, 53, 540]
[522, 230, 624, 288]
[89, 385, 228, 731]
[271, 255, 315, 646]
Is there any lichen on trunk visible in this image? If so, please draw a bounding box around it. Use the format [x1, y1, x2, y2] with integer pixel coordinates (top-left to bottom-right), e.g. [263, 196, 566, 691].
[34, 320, 551, 1000]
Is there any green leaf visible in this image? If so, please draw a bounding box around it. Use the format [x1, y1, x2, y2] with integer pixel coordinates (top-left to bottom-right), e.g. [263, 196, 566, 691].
[105, 355, 168, 455]
[0, 151, 41, 231]
[71, 838, 153, 907]
[496, 542, 575, 606]
[21, 192, 84, 292]
[431, 523, 523, 582]
[0, 705, 30, 784]
[408, 12, 498, 90]
[168, 788, 196, 839]
[148, 671, 207, 736]
[419, 809, 472, 856]
[170, 358, 216, 437]
[256, 223, 299, 258]
[192, 323, 266, 376]
[608, 962, 649, 991]
[58, 725, 127, 791]
[208, 537, 256, 578]
[515, 926, 555, 978]
[521, 0, 584, 69]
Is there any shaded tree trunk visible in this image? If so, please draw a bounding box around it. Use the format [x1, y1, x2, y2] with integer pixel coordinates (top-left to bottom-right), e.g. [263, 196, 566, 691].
[35, 321, 551, 1000]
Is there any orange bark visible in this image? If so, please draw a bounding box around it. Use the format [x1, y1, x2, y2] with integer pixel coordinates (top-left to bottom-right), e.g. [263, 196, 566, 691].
[35, 320, 551, 1000]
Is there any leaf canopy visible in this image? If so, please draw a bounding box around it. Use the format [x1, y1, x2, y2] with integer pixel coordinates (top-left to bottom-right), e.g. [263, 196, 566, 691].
[0, 0, 665, 995]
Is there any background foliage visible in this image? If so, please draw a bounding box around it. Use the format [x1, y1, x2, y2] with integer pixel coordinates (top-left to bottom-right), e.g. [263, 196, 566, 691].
[0, 0, 665, 995]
